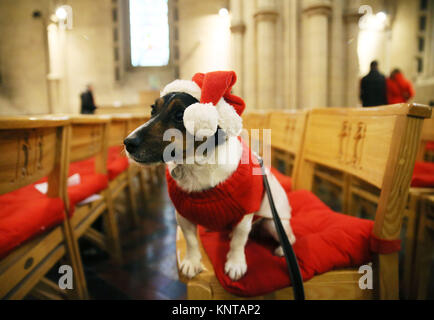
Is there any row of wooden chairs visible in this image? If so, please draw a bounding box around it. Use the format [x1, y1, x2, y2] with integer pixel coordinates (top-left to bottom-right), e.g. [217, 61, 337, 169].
[176, 103, 432, 300]
[0, 113, 158, 299]
[245, 106, 434, 300]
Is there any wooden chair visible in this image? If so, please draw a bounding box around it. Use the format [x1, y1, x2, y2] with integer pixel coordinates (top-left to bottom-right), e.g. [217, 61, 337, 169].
[0, 116, 88, 299]
[269, 110, 308, 177]
[242, 111, 271, 157]
[176, 103, 431, 300]
[107, 114, 140, 227]
[67, 115, 122, 265]
[412, 193, 434, 299]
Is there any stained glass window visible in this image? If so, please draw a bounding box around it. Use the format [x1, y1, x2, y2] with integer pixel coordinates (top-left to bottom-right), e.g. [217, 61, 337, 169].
[129, 0, 170, 67]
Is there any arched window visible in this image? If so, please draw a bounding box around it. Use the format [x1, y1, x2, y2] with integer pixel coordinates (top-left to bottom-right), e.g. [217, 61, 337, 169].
[129, 0, 170, 67]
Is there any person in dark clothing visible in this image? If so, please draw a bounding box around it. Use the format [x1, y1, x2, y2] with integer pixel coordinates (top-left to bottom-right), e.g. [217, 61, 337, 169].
[360, 61, 388, 107]
[80, 84, 97, 114]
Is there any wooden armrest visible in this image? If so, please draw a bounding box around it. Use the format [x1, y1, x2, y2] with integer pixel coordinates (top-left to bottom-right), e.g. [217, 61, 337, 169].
[70, 115, 111, 124]
[110, 114, 134, 121]
[0, 115, 70, 129]
[309, 103, 431, 119]
[409, 188, 434, 196]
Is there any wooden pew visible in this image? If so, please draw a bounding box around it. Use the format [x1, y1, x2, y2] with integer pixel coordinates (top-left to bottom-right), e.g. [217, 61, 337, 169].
[242, 111, 271, 157]
[108, 114, 140, 227]
[67, 115, 122, 265]
[0, 116, 88, 299]
[269, 110, 308, 177]
[294, 104, 430, 300]
[95, 104, 150, 116]
[176, 103, 431, 300]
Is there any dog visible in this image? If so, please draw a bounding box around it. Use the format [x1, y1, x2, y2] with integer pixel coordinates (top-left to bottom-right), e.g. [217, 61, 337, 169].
[124, 92, 295, 281]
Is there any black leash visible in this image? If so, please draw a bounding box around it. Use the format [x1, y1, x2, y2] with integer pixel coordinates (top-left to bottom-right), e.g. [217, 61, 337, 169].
[256, 155, 305, 301]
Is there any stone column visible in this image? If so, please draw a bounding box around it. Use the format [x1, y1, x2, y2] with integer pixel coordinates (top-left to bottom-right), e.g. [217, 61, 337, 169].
[254, 0, 278, 109]
[242, 0, 256, 110]
[230, 0, 245, 96]
[302, 0, 332, 108]
[282, 0, 298, 109]
[344, 0, 362, 107]
[329, 0, 345, 107]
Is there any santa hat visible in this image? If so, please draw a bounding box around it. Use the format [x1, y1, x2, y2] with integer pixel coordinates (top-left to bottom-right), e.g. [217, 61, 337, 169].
[160, 71, 245, 138]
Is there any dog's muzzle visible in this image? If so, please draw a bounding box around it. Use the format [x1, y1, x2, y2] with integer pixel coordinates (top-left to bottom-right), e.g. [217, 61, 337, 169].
[124, 134, 141, 154]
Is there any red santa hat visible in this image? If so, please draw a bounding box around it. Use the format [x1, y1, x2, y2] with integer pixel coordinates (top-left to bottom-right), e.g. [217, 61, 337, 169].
[160, 71, 245, 138]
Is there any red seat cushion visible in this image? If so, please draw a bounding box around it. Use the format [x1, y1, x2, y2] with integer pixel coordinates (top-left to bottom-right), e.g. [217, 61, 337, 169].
[411, 161, 434, 188]
[0, 185, 65, 258]
[107, 146, 129, 181]
[270, 167, 292, 192]
[68, 159, 108, 211]
[199, 190, 375, 297]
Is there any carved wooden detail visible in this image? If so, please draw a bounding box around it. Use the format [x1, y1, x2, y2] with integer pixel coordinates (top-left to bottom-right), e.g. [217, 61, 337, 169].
[0, 128, 56, 194]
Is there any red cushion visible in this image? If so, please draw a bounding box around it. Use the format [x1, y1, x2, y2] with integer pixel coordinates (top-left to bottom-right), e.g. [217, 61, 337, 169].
[199, 190, 375, 297]
[68, 159, 108, 211]
[107, 146, 129, 181]
[426, 141, 434, 152]
[411, 161, 434, 188]
[0, 184, 65, 258]
[270, 167, 292, 192]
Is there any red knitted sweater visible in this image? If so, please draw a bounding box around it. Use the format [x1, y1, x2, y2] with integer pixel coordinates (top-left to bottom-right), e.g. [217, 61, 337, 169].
[166, 140, 264, 231]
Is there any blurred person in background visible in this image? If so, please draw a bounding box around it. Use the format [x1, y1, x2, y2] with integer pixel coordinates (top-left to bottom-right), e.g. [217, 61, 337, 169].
[360, 60, 388, 107]
[386, 69, 415, 104]
[80, 84, 97, 114]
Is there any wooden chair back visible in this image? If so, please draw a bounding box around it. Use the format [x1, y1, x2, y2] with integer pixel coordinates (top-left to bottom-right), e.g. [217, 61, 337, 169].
[269, 110, 308, 176]
[293, 103, 431, 299]
[0, 116, 84, 299]
[0, 116, 70, 197]
[108, 114, 132, 148]
[69, 115, 111, 175]
[242, 111, 271, 157]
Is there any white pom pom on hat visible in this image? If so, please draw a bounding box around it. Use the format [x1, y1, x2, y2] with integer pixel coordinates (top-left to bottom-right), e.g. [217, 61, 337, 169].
[183, 102, 219, 139]
[160, 71, 245, 138]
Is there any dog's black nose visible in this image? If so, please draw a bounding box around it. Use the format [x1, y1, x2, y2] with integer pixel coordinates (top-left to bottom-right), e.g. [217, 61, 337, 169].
[124, 135, 140, 153]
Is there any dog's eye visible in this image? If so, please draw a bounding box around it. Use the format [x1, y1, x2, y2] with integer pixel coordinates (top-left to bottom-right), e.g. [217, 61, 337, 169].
[174, 110, 184, 123]
[151, 105, 156, 116]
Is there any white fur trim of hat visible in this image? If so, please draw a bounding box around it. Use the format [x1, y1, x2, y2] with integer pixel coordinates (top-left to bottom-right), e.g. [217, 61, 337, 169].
[160, 80, 242, 138]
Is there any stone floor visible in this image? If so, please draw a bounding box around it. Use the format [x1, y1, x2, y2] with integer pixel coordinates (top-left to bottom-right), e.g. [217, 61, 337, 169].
[78, 177, 187, 300]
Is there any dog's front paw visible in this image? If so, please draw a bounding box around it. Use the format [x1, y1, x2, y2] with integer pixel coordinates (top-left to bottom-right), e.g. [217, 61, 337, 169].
[224, 255, 247, 281]
[180, 257, 203, 279]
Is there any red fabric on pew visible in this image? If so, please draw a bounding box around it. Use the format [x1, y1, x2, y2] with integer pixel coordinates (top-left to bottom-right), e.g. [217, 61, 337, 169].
[411, 161, 434, 188]
[426, 141, 434, 152]
[199, 190, 376, 297]
[0, 153, 114, 258]
[107, 146, 129, 181]
[0, 184, 65, 258]
[270, 167, 292, 193]
[369, 233, 401, 254]
[68, 159, 108, 212]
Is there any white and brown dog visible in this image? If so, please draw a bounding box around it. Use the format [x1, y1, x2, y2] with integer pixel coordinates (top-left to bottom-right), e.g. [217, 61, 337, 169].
[124, 71, 295, 281]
